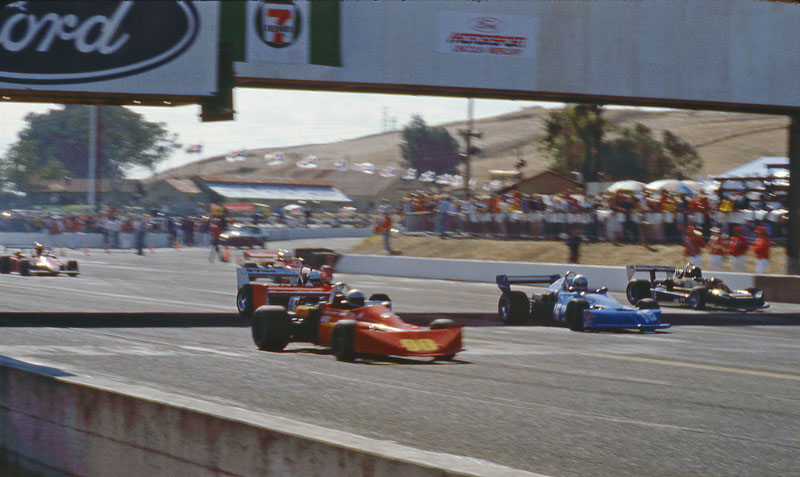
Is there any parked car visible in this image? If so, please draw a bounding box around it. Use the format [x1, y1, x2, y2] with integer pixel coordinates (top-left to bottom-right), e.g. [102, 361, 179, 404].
[219, 223, 268, 248]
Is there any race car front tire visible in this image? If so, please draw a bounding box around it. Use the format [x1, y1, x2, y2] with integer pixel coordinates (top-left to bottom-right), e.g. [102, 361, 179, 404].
[430, 318, 455, 329]
[636, 298, 659, 309]
[626, 280, 651, 305]
[251, 306, 292, 351]
[331, 320, 357, 362]
[498, 291, 529, 325]
[688, 287, 707, 310]
[566, 299, 589, 332]
[19, 260, 30, 276]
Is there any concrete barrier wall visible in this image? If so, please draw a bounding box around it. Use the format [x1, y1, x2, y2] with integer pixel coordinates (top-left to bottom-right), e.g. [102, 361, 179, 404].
[335, 254, 758, 295]
[0, 359, 535, 477]
[754, 275, 800, 304]
[0, 227, 372, 251]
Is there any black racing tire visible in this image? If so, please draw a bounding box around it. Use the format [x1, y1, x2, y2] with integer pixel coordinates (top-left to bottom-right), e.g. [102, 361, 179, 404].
[0, 256, 11, 274]
[19, 260, 30, 276]
[531, 292, 556, 322]
[745, 287, 766, 307]
[688, 287, 707, 310]
[330, 320, 357, 361]
[236, 285, 254, 317]
[626, 279, 651, 305]
[368, 293, 391, 302]
[636, 298, 659, 309]
[251, 305, 292, 351]
[566, 299, 589, 332]
[66, 260, 79, 276]
[430, 318, 455, 329]
[498, 291, 529, 325]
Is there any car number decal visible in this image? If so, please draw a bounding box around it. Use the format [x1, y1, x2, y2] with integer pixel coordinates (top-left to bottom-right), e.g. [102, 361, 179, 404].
[399, 339, 439, 352]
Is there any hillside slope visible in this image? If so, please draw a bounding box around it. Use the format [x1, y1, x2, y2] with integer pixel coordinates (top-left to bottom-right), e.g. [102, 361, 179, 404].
[150, 107, 789, 187]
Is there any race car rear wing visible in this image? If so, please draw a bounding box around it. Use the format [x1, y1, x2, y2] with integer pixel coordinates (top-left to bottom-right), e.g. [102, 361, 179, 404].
[626, 265, 676, 282]
[496, 274, 561, 294]
[237, 266, 302, 289]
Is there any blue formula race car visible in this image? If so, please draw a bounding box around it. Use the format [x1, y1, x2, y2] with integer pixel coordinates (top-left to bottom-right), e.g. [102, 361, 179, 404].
[496, 271, 670, 332]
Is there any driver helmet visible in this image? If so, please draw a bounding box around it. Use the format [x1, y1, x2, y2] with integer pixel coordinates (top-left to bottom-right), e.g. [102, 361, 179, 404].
[306, 269, 322, 285]
[572, 274, 588, 291]
[687, 265, 702, 279]
[345, 289, 365, 308]
[34, 242, 44, 256]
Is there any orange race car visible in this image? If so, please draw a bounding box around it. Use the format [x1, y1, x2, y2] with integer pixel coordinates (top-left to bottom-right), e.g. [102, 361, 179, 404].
[235, 258, 334, 317]
[251, 283, 464, 362]
[0, 243, 79, 277]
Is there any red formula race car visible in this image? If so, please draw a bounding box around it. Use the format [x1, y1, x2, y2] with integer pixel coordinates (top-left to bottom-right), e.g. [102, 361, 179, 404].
[251, 283, 464, 362]
[0, 244, 79, 276]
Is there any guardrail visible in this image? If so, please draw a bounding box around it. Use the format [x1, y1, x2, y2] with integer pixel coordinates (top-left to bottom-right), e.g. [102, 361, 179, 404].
[0, 358, 538, 477]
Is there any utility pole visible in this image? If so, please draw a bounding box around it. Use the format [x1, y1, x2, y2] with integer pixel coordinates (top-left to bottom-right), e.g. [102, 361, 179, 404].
[459, 98, 482, 199]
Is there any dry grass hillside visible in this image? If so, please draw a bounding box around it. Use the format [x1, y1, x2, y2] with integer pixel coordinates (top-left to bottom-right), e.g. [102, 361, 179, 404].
[151, 107, 790, 189]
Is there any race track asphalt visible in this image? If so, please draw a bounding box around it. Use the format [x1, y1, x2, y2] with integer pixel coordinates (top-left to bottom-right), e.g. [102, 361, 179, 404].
[1, 239, 798, 476]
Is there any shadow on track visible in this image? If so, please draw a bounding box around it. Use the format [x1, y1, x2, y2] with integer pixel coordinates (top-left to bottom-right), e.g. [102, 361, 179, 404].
[662, 312, 800, 327]
[0, 313, 249, 328]
[400, 312, 800, 328]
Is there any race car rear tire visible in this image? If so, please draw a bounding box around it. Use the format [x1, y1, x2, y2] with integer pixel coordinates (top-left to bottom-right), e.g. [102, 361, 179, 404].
[236, 285, 254, 317]
[688, 287, 707, 310]
[251, 306, 292, 351]
[636, 298, 659, 309]
[566, 299, 589, 332]
[0, 256, 10, 274]
[331, 320, 357, 362]
[498, 291, 529, 325]
[626, 280, 651, 305]
[430, 318, 455, 329]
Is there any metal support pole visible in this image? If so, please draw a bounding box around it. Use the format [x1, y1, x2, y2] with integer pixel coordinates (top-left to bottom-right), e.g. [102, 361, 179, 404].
[88, 105, 97, 212]
[787, 114, 800, 274]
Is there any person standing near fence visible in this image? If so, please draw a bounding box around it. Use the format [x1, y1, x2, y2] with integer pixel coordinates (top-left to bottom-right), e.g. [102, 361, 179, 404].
[684, 225, 705, 268]
[728, 225, 749, 272]
[707, 227, 728, 271]
[752, 225, 771, 274]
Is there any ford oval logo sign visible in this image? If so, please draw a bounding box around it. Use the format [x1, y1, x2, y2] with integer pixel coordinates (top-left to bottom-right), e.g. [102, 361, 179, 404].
[470, 17, 505, 33]
[0, 1, 199, 84]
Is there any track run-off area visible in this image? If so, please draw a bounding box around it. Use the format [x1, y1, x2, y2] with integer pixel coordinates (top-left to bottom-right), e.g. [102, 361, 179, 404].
[1, 239, 799, 476]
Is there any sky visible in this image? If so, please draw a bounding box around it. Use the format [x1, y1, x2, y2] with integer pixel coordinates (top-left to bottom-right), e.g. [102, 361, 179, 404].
[1, 89, 555, 179]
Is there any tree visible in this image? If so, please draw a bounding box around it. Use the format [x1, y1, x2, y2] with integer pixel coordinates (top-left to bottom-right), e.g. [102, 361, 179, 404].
[540, 104, 702, 182]
[8, 105, 178, 191]
[540, 104, 606, 181]
[399, 115, 460, 175]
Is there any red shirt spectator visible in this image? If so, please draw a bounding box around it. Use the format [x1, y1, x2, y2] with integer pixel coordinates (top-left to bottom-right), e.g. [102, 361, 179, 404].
[752, 226, 770, 259]
[728, 226, 749, 257]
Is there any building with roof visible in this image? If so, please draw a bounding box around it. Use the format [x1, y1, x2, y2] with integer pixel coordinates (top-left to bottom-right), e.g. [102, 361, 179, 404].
[500, 170, 582, 195]
[195, 175, 351, 211]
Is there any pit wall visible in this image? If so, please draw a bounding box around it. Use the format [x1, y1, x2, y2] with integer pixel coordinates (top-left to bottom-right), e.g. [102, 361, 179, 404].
[334, 254, 800, 305]
[0, 359, 536, 477]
